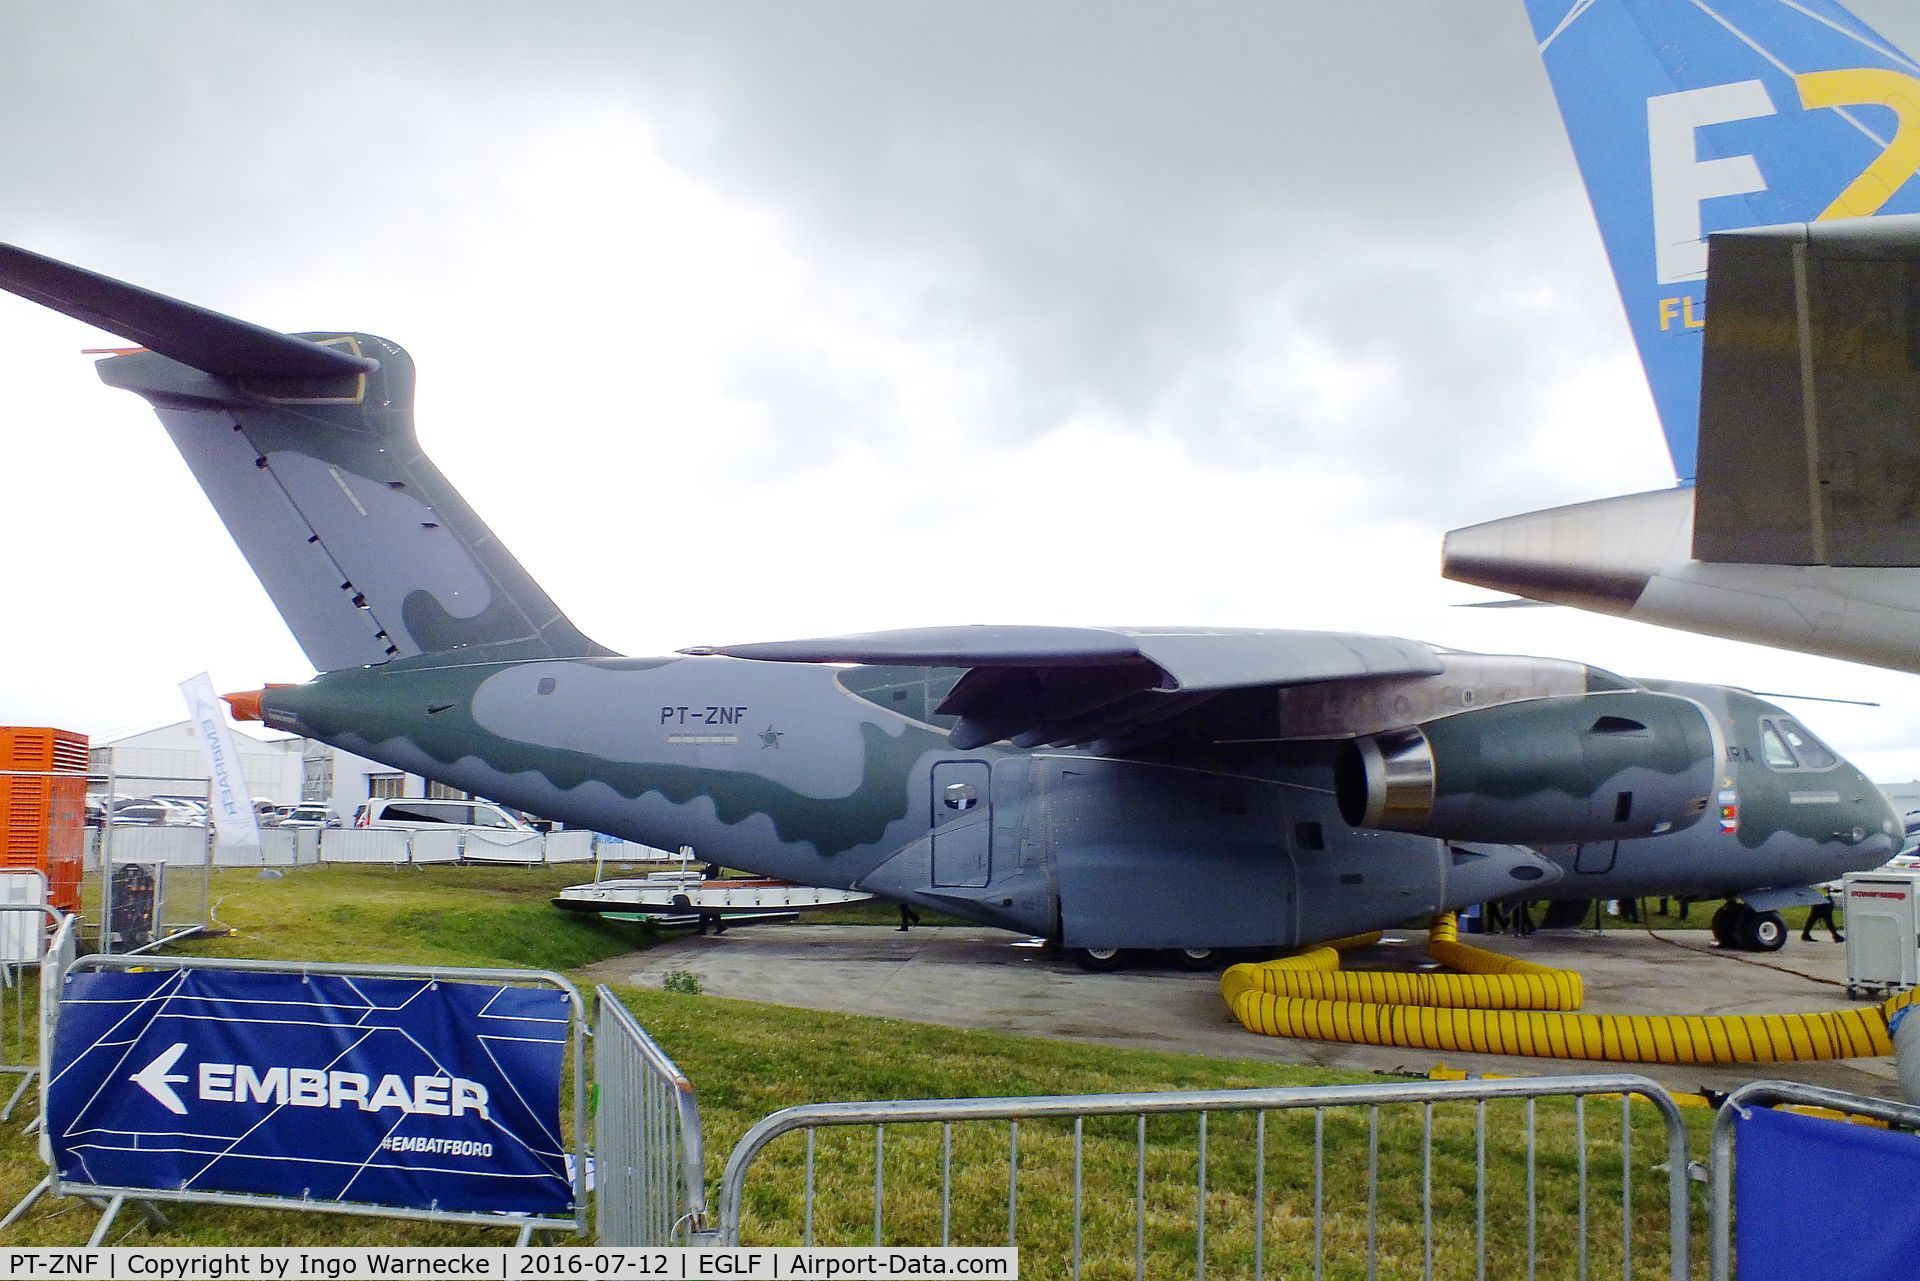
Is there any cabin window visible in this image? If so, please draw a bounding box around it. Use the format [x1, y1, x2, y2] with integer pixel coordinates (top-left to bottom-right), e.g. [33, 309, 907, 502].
[383, 800, 467, 824]
[1759, 722, 1798, 769]
[1759, 717, 1839, 771]
[1776, 718, 1837, 769]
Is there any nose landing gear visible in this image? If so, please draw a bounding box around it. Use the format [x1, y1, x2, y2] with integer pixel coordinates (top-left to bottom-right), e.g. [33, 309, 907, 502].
[1710, 901, 1788, 952]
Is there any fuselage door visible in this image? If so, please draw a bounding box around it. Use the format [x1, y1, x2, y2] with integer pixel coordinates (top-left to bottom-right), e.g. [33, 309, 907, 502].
[1574, 841, 1619, 874]
[931, 760, 991, 888]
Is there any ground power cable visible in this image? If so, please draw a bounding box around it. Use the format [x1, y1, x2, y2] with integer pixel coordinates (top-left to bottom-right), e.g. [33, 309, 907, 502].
[1634, 914, 1849, 991]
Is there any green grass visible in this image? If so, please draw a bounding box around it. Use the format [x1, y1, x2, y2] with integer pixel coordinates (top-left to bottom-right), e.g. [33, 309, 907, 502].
[191, 863, 656, 969]
[0, 865, 1714, 1276]
[1595, 898, 1848, 938]
[611, 987, 1704, 1277]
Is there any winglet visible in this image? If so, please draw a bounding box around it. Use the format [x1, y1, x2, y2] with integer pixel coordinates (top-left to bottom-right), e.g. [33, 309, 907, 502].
[0, 243, 377, 380]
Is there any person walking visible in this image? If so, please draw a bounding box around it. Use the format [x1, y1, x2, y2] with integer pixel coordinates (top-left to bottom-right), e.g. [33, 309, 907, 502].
[1802, 887, 1844, 942]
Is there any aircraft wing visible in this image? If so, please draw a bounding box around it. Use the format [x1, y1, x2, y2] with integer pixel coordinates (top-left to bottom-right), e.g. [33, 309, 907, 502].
[685, 625, 1444, 749]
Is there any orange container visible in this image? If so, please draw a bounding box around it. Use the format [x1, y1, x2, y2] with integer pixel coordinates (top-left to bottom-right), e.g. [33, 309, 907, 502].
[0, 727, 88, 913]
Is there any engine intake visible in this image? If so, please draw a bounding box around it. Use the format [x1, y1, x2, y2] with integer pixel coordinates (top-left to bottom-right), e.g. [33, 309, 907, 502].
[1335, 690, 1718, 843]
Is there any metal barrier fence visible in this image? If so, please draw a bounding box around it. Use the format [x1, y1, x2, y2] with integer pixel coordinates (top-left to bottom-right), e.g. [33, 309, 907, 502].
[7, 943, 592, 1246]
[716, 1073, 1693, 1280]
[86, 825, 624, 869]
[1708, 1079, 1920, 1281]
[0, 897, 66, 1123]
[592, 986, 711, 1245]
[0, 763, 215, 958]
[92, 768, 218, 954]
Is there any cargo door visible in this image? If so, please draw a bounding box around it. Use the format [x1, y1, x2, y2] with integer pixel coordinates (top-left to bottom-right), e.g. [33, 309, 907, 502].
[931, 760, 991, 887]
[1574, 841, 1618, 874]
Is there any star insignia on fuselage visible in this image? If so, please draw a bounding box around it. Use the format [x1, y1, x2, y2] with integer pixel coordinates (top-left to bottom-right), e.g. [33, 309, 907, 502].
[759, 725, 784, 750]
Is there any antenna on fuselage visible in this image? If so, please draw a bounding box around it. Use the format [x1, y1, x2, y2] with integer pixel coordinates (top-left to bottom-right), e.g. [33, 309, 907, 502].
[1748, 691, 1882, 709]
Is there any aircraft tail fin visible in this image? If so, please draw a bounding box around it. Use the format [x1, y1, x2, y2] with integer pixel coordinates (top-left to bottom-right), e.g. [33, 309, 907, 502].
[0, 244, 611, 672]
[1522, 0, 1920, 481]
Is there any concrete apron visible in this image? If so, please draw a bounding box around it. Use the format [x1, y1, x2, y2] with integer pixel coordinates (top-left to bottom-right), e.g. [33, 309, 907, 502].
[579, 922, 1897, 1100]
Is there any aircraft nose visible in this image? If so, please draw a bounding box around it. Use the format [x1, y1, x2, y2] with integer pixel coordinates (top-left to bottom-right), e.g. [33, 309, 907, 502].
[1830, 775, 1901, 873]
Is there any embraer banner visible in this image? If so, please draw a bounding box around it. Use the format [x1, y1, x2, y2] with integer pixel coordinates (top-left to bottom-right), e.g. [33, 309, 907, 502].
[178, 671, 260, 849]
[47, 969, 571, 1214]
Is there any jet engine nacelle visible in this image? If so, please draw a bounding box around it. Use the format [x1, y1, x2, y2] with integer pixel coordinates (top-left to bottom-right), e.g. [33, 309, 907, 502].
[1334, 691, 1718, 844]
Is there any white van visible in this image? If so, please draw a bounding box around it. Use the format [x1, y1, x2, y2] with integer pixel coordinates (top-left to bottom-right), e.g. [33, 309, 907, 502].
[351, 798, 533, 832]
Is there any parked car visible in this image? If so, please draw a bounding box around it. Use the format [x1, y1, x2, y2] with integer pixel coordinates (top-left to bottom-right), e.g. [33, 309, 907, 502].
[351, 797, 533, 832]
[278, 804, 341, 829]
[154, 795, 211, 823]
[86, 793, 138, 827]
[107, 798, 205, 827]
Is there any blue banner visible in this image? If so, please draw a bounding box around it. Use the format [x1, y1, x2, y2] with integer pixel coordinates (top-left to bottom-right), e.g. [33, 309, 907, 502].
[1736, 1105, 1920, 1279]
[47, 969, 572, 1215]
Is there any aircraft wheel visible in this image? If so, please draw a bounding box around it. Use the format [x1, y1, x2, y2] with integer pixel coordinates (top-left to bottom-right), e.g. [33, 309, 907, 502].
[1072, 946, 1126, 973]
[1711, 904, 1743, 948]
[1174, 948, 1219, 972]
[1743, 910, 1788, 953]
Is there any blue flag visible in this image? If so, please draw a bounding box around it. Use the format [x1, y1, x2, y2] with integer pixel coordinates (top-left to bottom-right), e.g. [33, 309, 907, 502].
[1736, 1104, 1920, 1279]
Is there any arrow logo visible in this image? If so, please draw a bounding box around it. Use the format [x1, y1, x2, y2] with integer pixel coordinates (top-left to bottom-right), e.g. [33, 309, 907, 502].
[130, 1042, 191, 1115]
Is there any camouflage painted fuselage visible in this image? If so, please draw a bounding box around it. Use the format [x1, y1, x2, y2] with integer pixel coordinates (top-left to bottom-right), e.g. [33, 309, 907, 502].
[263, 658, 1898, 951]
[264, 653, 1518, 948]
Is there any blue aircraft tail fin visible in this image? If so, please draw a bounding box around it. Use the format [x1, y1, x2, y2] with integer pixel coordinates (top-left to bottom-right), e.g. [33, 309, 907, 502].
[1524, 0, 1920, 481]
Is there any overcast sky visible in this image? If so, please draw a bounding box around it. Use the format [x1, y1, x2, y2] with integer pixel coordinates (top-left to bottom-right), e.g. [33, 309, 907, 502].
[7, 1, 1920, 781]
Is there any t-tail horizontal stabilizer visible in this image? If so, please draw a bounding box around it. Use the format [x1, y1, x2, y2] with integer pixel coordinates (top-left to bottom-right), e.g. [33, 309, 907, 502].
[1445, 4, 1920, 674]
[0, 243, 375, 380]
[0, 243, 609, 673]
[1518, 0, 1920, 483]
[1695, 215, 1920, 567]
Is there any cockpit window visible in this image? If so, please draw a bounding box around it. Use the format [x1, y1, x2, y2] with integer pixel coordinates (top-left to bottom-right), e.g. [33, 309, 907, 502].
[1758, 717, 1839, 771]
[1776, 718, 1837, 769]
[1759, 722, 1798, 769]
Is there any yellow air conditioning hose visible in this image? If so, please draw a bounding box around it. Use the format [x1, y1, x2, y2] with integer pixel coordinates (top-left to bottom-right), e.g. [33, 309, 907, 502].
[1223, 916, 1906, 1065]
[1217, 930, 1372, 1007]
[1220, 917, 1584, 1011]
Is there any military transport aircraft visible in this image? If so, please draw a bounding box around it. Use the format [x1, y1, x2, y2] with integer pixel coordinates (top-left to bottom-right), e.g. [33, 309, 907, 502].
[1444, 0, 1920, 675]
[0, 244, 1898, 965]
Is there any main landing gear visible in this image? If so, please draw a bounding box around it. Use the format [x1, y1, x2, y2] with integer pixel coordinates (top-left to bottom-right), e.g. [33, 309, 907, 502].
[1068, 946, 1221, 973]
[1710, 901, 1787, 953]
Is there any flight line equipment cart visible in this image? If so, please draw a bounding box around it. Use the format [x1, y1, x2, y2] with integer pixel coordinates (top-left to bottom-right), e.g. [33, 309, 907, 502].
[1843, 869, 1920, 998]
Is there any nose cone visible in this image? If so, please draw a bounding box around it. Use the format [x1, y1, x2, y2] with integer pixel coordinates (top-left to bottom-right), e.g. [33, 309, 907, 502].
[1445, 842, 1564, 907]
[1839, 778, 1903, 872]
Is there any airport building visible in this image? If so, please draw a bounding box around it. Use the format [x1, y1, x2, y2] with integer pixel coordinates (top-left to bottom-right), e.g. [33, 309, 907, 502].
[92, 721, 482, 820]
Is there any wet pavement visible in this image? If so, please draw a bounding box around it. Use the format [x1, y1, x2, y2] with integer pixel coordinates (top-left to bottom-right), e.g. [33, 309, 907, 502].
[580, 921, 1900, 1100]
